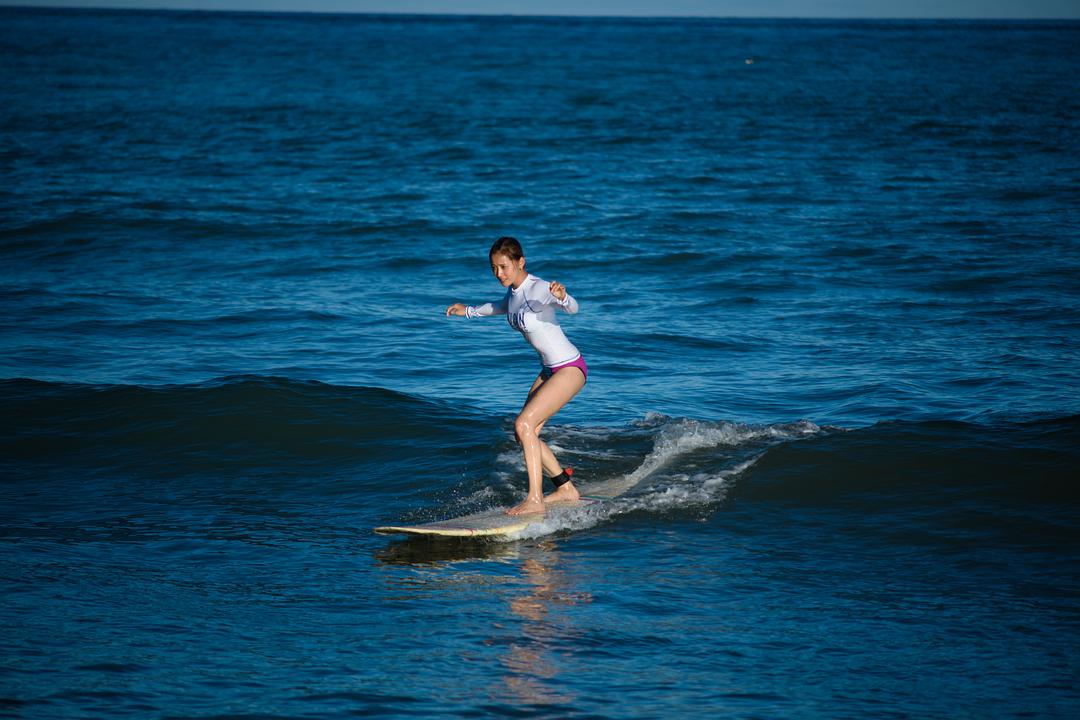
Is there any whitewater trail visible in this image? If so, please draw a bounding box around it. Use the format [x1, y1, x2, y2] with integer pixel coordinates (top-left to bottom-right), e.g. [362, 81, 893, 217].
[484, 416, 827, 540]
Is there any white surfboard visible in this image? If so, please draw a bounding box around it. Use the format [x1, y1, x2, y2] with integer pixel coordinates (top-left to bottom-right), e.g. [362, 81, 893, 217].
[374, 496, 605, 538]
[374, 473, 641, 539]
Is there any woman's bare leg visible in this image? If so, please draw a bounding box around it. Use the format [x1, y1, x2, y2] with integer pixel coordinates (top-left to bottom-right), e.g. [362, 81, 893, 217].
[507, 368, 586, 515]
[522, 376, 568, 479]
[529, 415, 580, 503]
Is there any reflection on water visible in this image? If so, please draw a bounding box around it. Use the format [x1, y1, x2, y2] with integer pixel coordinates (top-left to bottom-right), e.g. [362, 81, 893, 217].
[374, 537, 592, 707]
[495, 541, 593, 707]
[374, 536, 521, 566]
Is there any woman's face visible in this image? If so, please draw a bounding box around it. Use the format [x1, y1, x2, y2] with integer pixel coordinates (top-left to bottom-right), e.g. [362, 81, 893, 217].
[490, 253, 526, 288]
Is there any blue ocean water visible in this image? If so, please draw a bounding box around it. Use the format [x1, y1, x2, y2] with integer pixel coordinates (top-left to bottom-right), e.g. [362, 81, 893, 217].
[2, 7, 1079, 718]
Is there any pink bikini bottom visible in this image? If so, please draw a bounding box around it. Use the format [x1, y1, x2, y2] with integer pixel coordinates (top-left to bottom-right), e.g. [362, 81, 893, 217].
[540, 355, 588, 382]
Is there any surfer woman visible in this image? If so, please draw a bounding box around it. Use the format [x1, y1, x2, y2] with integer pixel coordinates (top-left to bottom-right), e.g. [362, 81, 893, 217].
[446, 236, 587, 516]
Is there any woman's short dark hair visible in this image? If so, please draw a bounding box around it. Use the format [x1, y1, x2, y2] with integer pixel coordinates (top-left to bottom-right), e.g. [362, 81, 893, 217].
[489, 236, 524, 262]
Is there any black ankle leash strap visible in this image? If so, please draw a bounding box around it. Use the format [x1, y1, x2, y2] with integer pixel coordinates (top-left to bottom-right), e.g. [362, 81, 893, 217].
[551, 467, 574, 487]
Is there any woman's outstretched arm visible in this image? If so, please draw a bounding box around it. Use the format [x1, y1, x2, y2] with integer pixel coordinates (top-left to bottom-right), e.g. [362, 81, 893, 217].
[445, 297, 508, 317]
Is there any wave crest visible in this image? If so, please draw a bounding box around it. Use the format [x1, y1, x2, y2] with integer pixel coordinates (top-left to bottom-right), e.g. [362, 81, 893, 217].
[498, 416, 829, 540]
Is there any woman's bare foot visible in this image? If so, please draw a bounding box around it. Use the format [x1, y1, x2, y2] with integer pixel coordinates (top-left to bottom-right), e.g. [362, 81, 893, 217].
[507, 496, 546, 515]
[545, 482, 580, 504]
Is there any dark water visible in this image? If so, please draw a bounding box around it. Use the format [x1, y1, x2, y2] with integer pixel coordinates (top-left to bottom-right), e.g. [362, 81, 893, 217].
[2, 7, 1080, 718]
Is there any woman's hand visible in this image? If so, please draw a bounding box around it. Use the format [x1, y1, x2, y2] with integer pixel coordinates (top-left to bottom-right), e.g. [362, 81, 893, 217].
[445, 303, 468, 317]
[549, 281, 567, 301]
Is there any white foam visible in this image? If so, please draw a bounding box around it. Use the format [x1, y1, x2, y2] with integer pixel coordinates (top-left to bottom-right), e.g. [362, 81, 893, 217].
[585, 418, 818, 499]
[504, 456, 761, 541]
[615, 456, 760, 513]
[544, 442, 619, 460]
[642, 418, 815, 472]
[504, 500, 610, 541]
[485, 416, 824, 541]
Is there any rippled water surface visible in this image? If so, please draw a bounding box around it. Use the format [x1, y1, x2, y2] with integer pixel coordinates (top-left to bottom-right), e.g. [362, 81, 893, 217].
[2, 8, 1079, 719]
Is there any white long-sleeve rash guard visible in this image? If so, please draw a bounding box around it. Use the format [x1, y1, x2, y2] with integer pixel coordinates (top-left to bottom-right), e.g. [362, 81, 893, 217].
[465, 273, 581, 367]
